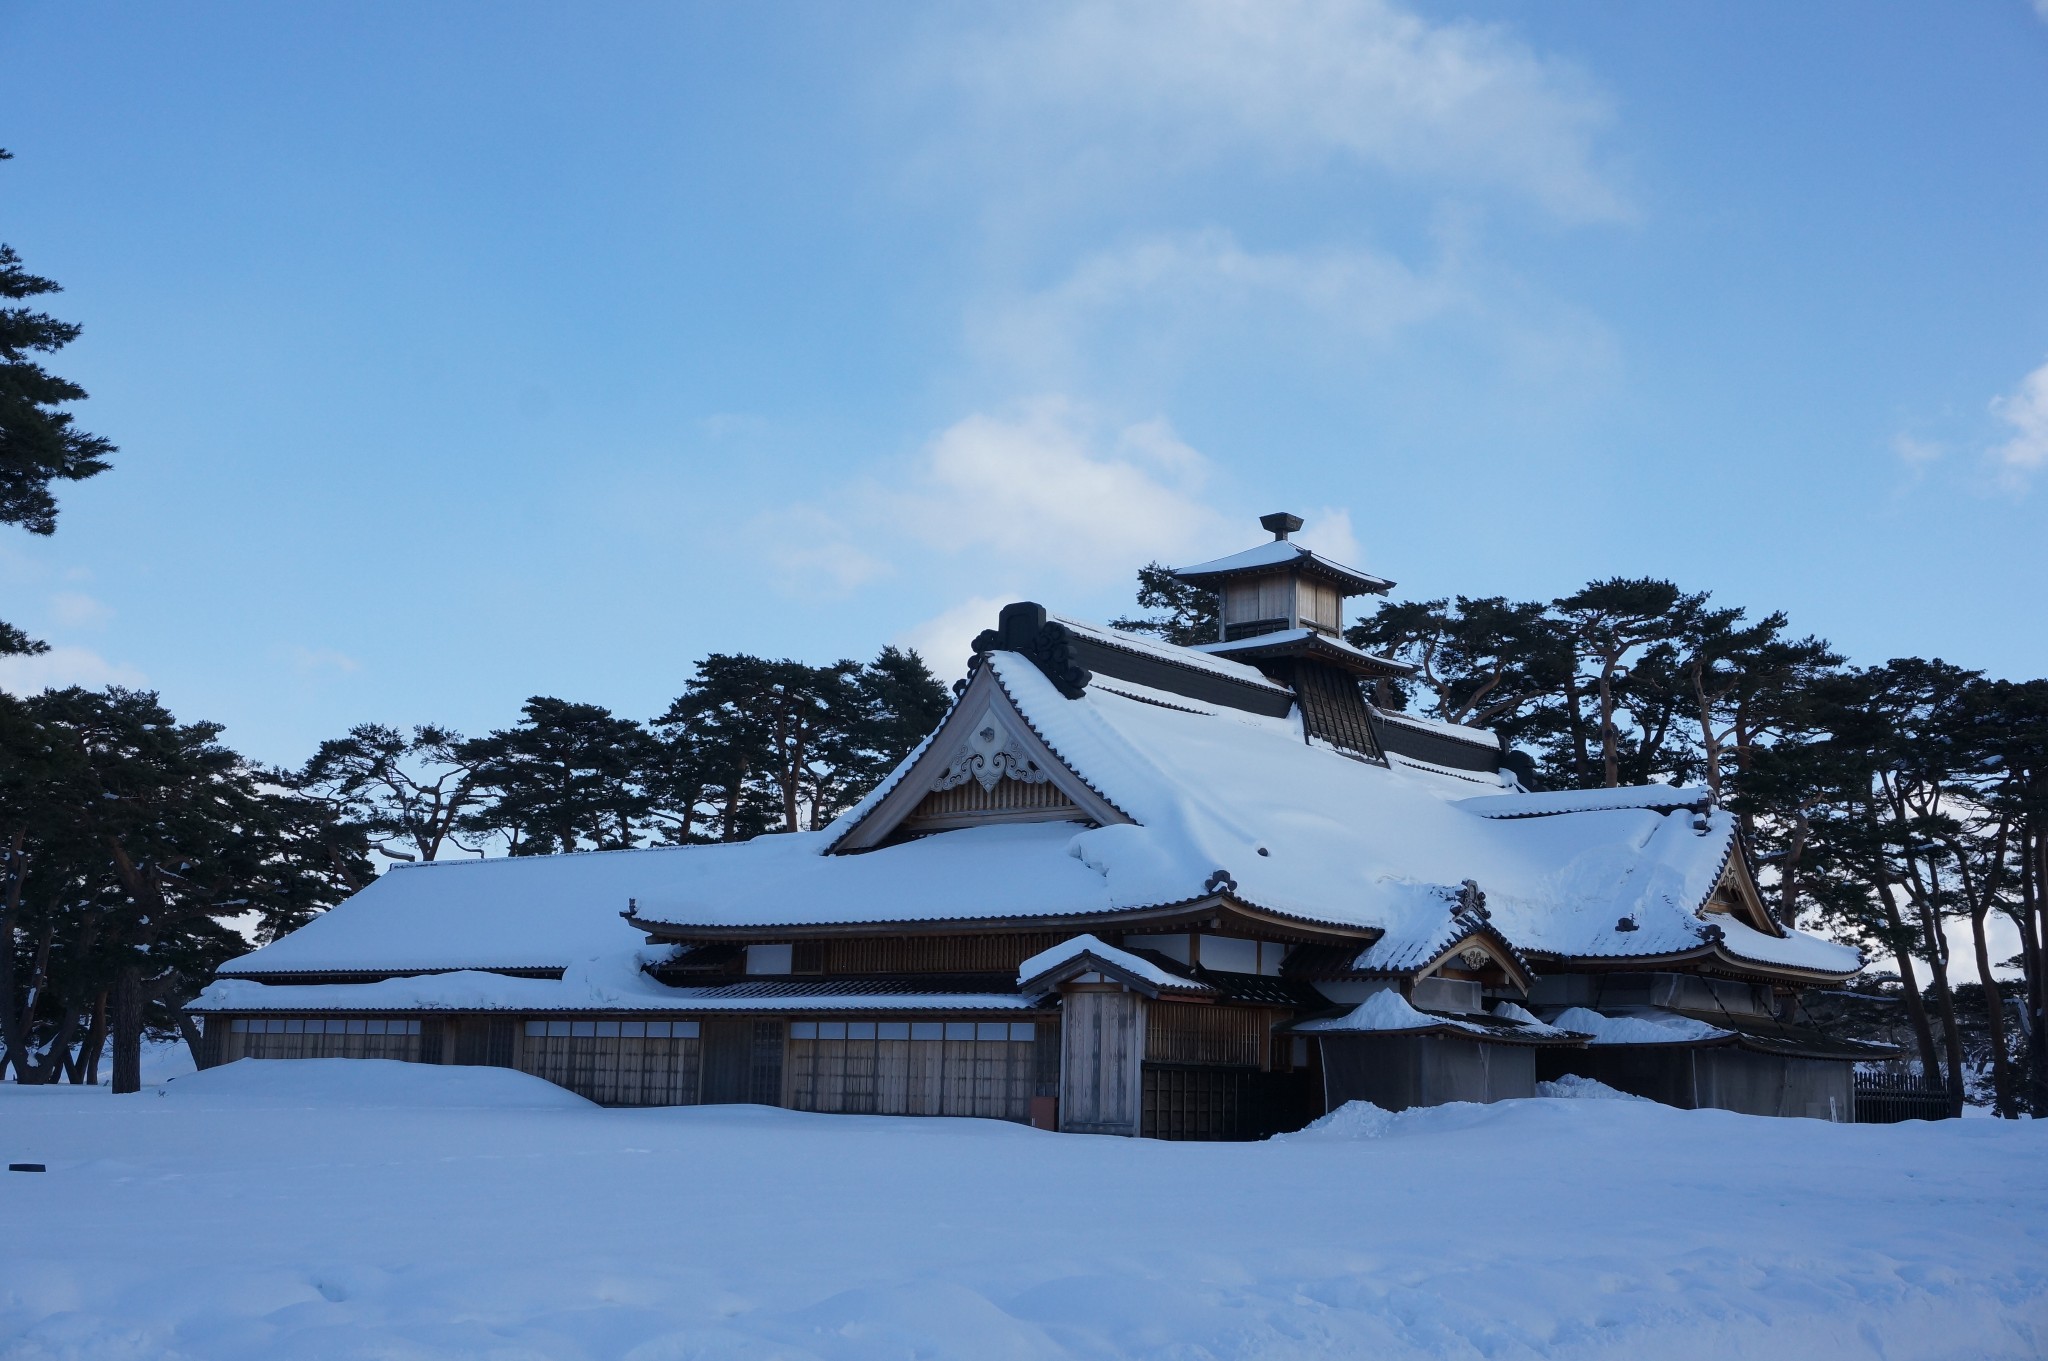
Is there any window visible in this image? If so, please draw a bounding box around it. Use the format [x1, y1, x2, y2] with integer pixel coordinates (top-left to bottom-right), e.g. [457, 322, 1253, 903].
[818, 1021, 846, 1039]
[945, 1022, 976, 1040]
[230, 1018, 248, 1033]
[1198, 936, 1257, 974]
[911, 1022, 942, 1040]
[878, 1022, 910, 1040]
[1009, 1023, 1035, 1042]
[847, 1021, 876, 1040]
[620, 1021, 644, 1038]
[976, 1022, 1008, 1040]
[1124, 933, 1192, 964]
[790, 1022, 817, 1039]
[571, 1021, 596, 1037]
[745, 944, 794, 975]
[595, 1021, 620, 1038]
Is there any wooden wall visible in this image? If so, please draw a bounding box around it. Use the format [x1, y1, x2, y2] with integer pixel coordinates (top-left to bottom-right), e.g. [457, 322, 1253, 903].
[810, 933, 1067, 976]
[784, 1020, 1048, 1121]
[1060, 987, 1145, 1135]
[1145, 1001, 1271, 1067]
[903, 778, 1079, 832]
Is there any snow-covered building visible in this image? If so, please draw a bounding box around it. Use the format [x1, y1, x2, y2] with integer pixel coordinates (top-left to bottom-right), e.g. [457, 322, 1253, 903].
[190, 515, 1889, 1133]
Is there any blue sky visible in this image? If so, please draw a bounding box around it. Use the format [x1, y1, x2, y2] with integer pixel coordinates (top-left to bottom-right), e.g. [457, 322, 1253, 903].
[3, 1, 2046, 766]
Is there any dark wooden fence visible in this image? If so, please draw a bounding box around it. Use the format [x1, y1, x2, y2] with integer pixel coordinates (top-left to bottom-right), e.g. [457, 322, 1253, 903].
[1853, 1071, 1952, 1123]
[1140, 1064, 1317, 1141]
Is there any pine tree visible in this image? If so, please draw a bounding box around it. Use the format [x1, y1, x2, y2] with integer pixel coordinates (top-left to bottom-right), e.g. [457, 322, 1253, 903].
[460, 699, 653, 855]
[299, 723, 485, 863]
[0, 149, 118, 655]
[1110, 562, 1220, 646]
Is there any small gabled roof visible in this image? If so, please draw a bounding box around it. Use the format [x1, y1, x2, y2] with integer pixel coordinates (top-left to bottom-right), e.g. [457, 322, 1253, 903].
[1172, 539, 1394, 596]
[1015, 933, 1218, 1001]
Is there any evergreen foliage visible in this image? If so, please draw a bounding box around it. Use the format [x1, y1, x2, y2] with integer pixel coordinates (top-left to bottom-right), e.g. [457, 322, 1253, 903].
[0, 149, 117, 656]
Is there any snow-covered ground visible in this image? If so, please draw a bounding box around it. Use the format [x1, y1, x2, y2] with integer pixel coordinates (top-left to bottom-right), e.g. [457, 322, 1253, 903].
[2, 1061, 2042, 1360]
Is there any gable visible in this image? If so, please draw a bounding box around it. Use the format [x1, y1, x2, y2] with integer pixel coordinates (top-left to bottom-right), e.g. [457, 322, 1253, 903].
[1701, 852, 1778, 936]
[1416, 928, 1532, 993]
[828, 664, 1131, 853]
[901, 775, 1081, 833]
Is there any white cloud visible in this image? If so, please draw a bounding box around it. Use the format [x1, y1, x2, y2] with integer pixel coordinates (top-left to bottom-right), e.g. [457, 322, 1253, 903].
[1292, 506, 1362, 568]
[755, 505, 894, 595]
[896, 400, 1232, 583]
[895, 594, 1015, 684]
[0, 645, 148, 695]
[919, 0, 1626, 222]
[287, 646, 362, 676]
[1991, 357, 2048, 491]
[49, 591, 113, 629]
[1892, 433, 1943, 467]
[973, 229, 1460, 382]
[759, 400, 1382, 614]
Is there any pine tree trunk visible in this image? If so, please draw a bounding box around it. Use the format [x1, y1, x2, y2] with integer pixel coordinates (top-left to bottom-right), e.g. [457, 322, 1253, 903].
[1874, 878, 1943, 1085]
[77, 993, 107, 1086]
[111, 964, 143, 1094]
[1969, 908, 2015, 1116]
[1917, 904, 1968, 1116]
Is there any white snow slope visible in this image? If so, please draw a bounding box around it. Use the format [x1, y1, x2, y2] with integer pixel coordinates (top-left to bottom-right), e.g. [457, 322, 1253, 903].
[1, 1062, 2042, 1360]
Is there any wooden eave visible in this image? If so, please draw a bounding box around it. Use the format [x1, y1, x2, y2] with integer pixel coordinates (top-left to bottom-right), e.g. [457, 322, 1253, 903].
[626, 893, 1384, 948]
[1201, 632, 1413, 681]
[1519, 943, 1860, 987]
[1173, 554, 1393, 597]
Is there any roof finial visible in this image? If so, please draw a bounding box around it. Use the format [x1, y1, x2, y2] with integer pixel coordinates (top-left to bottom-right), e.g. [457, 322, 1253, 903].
[1259, 511, 1304, 541]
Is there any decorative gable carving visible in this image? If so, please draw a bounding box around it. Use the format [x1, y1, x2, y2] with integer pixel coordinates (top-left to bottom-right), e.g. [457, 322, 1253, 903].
[931, 705, 1053, 792]
[827, 663, 1132, 853]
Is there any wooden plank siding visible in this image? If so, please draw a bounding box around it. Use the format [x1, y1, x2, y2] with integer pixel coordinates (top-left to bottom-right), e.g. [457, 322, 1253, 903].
[813, 933, 1067, 976]
[1145, 1001, 1274, 1068]
[902, 778, 1081, 832]
[1060, 988, 1145, 1135]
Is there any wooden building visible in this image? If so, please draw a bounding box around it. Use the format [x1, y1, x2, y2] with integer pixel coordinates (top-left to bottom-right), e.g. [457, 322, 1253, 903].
[190, 515, 1889, 1133]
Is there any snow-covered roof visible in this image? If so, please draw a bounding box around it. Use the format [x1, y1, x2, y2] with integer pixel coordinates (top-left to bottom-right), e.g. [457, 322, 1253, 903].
[219, 616, 1861, 986]
[1052, 615, 1290, 694]
[1015, 933, 1210, 997]
[1195, 629, 1412, 677]
[221, 850, 657, 976]
[1550, 1006, 1724, 1045]
[1294, 990, 1572, 1044]
[195, 952, 1041, 1014]
[1457, 785, 1711, 820]
[1172, 540, 1392, 594]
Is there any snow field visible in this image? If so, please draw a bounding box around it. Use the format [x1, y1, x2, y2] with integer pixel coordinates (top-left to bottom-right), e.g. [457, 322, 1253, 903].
[1, 1060, 2043, 1360]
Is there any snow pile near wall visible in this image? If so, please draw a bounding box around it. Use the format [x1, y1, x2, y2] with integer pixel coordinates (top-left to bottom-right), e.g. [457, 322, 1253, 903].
[2, 1079, 2042, 1360]
[159, 1058, 594, 1109]
[1537, 1074, 1652, 1101]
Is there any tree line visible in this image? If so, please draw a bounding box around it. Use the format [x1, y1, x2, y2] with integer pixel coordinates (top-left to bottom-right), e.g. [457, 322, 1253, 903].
[0, 650, 952, 1091]
[1118, 566, 2048, 1117]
